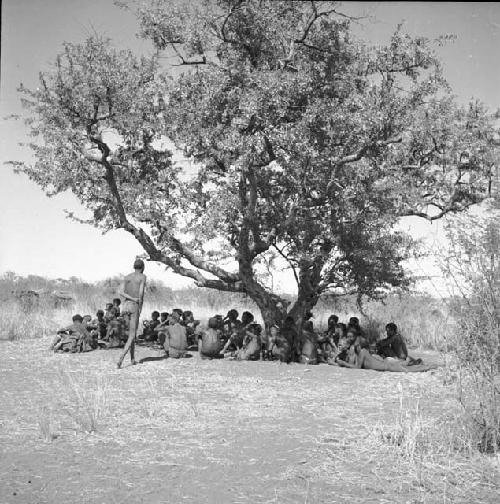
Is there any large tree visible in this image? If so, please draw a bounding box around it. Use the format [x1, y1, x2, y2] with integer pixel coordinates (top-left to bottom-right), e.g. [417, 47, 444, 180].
[13, 0, 498, 329]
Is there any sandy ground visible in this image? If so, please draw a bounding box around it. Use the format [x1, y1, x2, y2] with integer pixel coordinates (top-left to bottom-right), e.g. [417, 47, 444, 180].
[1, 339, 499, 504]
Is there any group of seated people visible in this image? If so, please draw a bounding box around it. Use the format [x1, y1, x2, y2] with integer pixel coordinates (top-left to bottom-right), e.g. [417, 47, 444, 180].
[140, 309, 434, 372]
[141, 309, 200, 349]
[51, 298, 127, 352]
[51, 303, 433, 372]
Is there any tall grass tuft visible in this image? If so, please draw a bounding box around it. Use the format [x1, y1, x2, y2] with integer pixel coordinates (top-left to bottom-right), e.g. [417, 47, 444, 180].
[57, 369, 110, 433]
[37, 406, 57, 442]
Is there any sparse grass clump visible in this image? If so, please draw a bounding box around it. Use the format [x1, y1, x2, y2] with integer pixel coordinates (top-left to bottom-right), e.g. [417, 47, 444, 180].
[451, 300, 500, 454]
[56, 369, 110, 433]
[37, 406, 57, 442]
[361, 380, 499, 502]
[0, 302, 59, 340]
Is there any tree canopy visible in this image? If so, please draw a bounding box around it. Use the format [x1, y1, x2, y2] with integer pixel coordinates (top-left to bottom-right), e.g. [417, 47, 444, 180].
[13, 0, 499, 328]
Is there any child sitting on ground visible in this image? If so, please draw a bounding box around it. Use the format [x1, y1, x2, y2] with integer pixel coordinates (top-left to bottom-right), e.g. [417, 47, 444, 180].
[112, 298, 121, 317]
[142, 310, 160, 341]
[220, 311, 254, 355]
[104, 307, 124, 348]
[198, 317, 225, 360]
[154, 312, 170, 347]
[333, 328, 357, 365]
[223, 309, 241, 342]
[164, 312, 188, 358]
[91, 309, 107, 340]
[182, 310, 201, 348]
[104, 303, 114, 323]
[237, 323, 262, 361]
[318, 315, 338, 363]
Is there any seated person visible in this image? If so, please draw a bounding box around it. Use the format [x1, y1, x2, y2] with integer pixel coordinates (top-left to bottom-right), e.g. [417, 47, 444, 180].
[281, 316, 299, 361]
[297, 321, 319, 365]
[51, 314, 94, 353]
[220, 311, 254, 355]
[376, 322, 408, 359]
[333, 328, 357, 365]
[154, 312, 170, 347]
[112, 298, 121, 316]
[334, 323, 347, 346]
[347, 316, 364, 337]
[318, 315, 338, 362]
[104, 307, 124, 348]
[304, 311, 314, 329]
[91, 309, 107, 340]
[104, 303, 114, 323]
[269, 324, 292, 363]
[164, 312, 188, 358]
[376, 323, 422, 365]
[81, 315, 95, 345]
[237, 323, 262, 361]
[198, 317, 225, 359]
[223, 309, 241, 342]
[182, 310, 201, 347]
[337, 338, 435, 372]
[142, 310, 160, 341]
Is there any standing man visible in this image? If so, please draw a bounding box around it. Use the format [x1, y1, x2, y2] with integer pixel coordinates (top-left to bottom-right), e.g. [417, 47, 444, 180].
[117, 258, 146, 369]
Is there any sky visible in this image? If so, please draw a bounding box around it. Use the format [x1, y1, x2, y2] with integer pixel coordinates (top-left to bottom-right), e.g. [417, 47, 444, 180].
[1, 1, 500, 293]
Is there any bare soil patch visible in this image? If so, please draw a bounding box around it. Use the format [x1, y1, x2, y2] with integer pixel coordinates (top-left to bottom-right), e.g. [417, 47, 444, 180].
[0, 340, 498, 503]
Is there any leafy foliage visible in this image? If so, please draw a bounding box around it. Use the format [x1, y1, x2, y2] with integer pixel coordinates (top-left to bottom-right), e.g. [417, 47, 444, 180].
[13, 0, 499, 325]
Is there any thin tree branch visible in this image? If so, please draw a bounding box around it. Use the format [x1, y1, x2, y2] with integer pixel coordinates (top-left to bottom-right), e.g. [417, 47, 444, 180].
[273, 244, 299, 287]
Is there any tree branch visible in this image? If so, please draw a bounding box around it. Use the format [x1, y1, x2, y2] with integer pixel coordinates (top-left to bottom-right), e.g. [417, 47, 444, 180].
[273, 244, 299, 287]
[170, 43, 207, 66]
[97, 152, 242, 289]
[168, 235, 240, 283]
[399, 187, 480, 221]
[336, 135, 403, 166]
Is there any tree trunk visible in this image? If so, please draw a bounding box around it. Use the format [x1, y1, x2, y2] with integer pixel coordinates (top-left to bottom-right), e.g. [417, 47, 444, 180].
[243, 280, 288, 332]
[288, 260, 323, 334]
[288, 290, 320, 334]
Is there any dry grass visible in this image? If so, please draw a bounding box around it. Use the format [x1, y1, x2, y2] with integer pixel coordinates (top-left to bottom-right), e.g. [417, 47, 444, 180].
[1, 337, 499, 504]
[1, 273, 454, 351]
[36, 406, 57, 442]
[2, 275, 497, 501]
[54, 368, 111, 433]
[0, 302, 60, 340]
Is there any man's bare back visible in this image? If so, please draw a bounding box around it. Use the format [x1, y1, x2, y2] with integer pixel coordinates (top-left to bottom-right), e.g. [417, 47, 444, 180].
[121, 271, 146, 304]
[117, 259, 146, 369]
